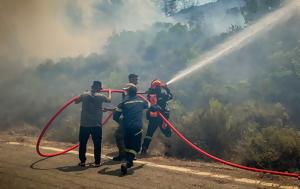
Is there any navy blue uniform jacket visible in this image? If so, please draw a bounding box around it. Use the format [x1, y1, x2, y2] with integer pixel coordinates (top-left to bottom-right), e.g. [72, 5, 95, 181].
[113, 96, 149, 130]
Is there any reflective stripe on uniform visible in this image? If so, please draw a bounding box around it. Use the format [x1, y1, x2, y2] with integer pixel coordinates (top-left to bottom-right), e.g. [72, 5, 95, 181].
[115, 107, 122, 112]
[147, 101, 151, 108]
[135, 129, 143, 136]
[124, 149, 138, 155]
[124, 100, 144, 105]
[145, 136, 152, 140]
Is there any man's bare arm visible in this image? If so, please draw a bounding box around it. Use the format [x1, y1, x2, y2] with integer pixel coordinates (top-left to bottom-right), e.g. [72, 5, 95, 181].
[106, 88, 112, 102]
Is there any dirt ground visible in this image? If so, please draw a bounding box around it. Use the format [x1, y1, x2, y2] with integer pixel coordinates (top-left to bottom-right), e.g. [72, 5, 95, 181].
[0, 134, 299, 189]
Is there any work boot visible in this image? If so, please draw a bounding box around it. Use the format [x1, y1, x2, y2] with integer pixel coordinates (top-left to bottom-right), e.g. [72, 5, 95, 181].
[91, 162, 102, 167]
[78, 162, 85, 167]
[113, 155, 125, 161]
[140, 148, 147, 155]
[121, 163, 128, 175]
[127, 161, 133, 168]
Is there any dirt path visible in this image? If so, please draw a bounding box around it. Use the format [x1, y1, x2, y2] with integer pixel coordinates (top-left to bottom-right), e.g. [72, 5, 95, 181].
[0, 135, 298, 189]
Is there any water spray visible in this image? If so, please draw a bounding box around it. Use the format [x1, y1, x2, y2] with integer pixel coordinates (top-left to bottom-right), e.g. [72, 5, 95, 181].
[166, 0, 299, 85]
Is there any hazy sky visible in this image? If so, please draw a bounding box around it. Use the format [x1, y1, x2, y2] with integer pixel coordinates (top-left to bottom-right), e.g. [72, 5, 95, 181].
[0, 0, 168, 60]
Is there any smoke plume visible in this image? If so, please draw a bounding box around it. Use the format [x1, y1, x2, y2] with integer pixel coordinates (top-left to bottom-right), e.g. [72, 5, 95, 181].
[0, 0, 167, 60]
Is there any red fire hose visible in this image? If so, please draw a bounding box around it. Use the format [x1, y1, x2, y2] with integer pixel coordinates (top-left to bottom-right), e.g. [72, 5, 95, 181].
[36, 90, 300, 179]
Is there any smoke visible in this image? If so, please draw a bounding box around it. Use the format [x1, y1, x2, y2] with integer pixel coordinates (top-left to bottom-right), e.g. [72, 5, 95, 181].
[0, 0, 168, 61]
[1, 0, 299, 146]
[171, 0, 246, 36]
[0, 0, 170, 136]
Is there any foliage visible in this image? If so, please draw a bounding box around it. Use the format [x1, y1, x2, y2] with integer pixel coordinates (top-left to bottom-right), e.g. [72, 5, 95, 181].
[167, 99, 300, 170]
[235, 126, 300, 171]
[0, 3, 299, 171]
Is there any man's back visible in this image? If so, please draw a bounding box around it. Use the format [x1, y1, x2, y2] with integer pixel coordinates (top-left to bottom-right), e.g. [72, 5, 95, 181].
[80, 91, 109, 127]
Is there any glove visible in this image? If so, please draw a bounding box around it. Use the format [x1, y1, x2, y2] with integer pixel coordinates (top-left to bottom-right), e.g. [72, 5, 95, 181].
[149, 105, 161, 112]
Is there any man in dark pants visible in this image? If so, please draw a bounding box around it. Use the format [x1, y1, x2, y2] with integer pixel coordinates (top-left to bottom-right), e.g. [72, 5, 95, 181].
[113, 84, 149, 175]
[75, 81, 112, 167]
[113, 74, 139, 161]
[141, 79, 173, 155]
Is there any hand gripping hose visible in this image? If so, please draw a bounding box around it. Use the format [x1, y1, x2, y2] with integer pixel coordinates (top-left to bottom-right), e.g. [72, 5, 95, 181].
[158, 112, 300, 180]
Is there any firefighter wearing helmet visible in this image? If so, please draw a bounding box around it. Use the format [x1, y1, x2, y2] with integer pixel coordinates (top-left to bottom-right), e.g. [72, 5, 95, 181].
[141, 79, 173, 154]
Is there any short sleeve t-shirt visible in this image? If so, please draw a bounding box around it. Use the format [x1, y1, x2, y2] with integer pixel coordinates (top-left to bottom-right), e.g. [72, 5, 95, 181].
[79, 91, 110, 127]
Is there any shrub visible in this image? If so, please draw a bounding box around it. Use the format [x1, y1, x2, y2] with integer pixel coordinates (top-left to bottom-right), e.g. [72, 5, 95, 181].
[166, 99, 300, 171]
[234, 126, 300, 171]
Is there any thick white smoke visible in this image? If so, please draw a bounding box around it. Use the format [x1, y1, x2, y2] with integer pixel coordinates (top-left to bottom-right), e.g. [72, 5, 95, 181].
[0, 0, 169, 61]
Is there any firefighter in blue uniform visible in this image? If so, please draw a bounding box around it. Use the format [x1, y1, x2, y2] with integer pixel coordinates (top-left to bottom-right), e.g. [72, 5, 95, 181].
[113, 83, 150, 175]
[113, 74, 139, 161]
[141, 79, 173, 154]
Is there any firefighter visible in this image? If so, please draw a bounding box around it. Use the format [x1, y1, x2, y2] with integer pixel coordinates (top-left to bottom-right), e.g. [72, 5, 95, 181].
[113, 74, 139, 161]
[141, 79, 173, 155]
[75, 81, 112, 167]
[113, 84, 150, 175]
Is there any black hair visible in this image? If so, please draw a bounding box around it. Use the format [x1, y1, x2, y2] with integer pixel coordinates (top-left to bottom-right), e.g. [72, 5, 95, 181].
[128, 74, 138, 80]
[91, 81, 102, 90]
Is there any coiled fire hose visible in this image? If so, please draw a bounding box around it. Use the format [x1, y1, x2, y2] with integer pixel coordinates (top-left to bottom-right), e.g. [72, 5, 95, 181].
[36, 89, 300, 180]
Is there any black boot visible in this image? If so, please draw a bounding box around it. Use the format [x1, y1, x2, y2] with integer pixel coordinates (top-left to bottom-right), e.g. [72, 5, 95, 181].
[78, 162, 85, 167]
[121, 163, 128, 175]
[140, 148, 147, 155]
